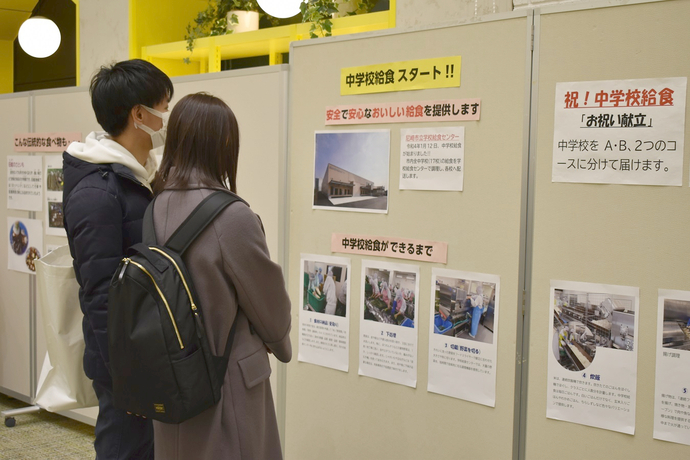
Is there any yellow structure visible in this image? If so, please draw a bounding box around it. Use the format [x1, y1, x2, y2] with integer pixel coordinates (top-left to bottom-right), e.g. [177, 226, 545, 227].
[135, 1, 396, 78]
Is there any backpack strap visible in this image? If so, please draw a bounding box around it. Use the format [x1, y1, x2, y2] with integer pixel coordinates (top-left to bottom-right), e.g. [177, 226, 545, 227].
[214, 313, 240, 377]
[142, 200, 158, 246]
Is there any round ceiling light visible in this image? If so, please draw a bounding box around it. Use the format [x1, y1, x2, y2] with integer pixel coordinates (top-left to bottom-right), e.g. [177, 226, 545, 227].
[18, 17, 61, 58]
[257, 0, 302, 18]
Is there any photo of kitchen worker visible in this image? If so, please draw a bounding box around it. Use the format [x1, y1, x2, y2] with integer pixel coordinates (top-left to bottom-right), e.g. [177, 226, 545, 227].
[433, 276, 496, 344]
[551, 289, 636, 371]
[46, 168, 64, 192]
[363, 267, 416, 328]
[302, 260, 347, 317]
[661, 298, 690, 351]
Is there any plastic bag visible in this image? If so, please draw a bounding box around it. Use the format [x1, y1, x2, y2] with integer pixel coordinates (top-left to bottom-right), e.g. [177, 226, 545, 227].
[34, 245, 97, 411]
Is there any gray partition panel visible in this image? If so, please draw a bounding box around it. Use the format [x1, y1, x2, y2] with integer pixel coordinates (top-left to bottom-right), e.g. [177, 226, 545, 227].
[525, 1, 690, 458]
[287, 15, 530, 459]
[5, 66, 289, 426]
[0, 95, 32, 399]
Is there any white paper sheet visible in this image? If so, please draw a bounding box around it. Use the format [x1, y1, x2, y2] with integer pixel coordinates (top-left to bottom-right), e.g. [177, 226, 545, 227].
[547, 280, 638, 434]
[359, 260, 419, 387]
[653, 289, 690, 446]
[7, 217, 43, 275]
[8, 155, 43, 211]
[427, 268, 500, 407]
[298, 254, 351, 372]
[552, 77, 687, 186]
[399, 127, 464, 191]
[44, 155, 66, 237]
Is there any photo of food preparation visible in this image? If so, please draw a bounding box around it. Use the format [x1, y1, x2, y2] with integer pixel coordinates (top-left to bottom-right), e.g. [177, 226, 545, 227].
[363, 266, 416, 328]
[433, 276, 496, 344]
[661, 298, 690, 351]
[552, 288, 636, 372]
[302, 259, 347, 317]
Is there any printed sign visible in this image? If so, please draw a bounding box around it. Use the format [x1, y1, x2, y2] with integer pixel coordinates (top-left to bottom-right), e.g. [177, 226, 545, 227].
[547, 280, 638, 434]
[359, 260, 420, 387]
[8, 155, 43, 212]
[325, 99, 480, 125]
[552, 77, 687, 186]
[298, 254, 351, 372]
[428, 268, 500, 407]
[332, 233, 447, 264]
[400, 127, 465, 191]
[341, 56, 461, 95]
[14, 132, 81, 152]
[7, 217, 43, 275]
[653, 289, 690, 446]
[44, 155, 65, 237]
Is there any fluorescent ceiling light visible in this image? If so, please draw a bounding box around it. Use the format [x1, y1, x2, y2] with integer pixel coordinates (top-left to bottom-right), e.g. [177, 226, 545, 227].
[18, 17, 61, 58]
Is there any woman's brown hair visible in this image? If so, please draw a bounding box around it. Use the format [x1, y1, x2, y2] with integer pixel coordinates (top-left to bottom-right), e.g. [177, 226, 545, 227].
[154, 92, 239, 194]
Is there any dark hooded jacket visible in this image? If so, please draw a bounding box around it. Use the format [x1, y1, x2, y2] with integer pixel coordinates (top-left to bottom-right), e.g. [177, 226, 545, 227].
[62, 151, 153, 383]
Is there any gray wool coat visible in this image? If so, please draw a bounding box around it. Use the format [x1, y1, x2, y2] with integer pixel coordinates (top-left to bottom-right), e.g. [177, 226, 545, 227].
[151, 180, 291, 460]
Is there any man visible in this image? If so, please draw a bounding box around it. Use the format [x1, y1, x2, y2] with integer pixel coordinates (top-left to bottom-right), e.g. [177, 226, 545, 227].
[62, 59, 173, 459]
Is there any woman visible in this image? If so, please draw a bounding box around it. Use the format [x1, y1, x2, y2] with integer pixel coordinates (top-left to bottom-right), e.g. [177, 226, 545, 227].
[152, 93, 291, 459]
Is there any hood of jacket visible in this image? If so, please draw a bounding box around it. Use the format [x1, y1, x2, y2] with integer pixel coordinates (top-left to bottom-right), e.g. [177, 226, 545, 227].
[65, 131, 157, 192]
[62, 151, 150, 200]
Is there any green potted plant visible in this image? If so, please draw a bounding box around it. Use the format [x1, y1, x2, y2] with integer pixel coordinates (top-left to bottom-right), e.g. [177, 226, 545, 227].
[300, 0, 378, 38]
[184, 0, 264, 62]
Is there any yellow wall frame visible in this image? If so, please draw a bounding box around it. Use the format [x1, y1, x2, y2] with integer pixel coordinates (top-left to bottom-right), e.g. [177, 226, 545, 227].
[0, 0, 80, 94]
[134, 0, 396, 78]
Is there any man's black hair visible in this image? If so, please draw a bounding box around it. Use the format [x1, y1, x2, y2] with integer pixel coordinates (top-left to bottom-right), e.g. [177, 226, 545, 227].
[90, 59, 174, 137]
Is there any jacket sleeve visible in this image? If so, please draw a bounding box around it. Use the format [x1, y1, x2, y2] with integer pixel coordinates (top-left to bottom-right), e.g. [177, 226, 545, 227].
[64, 186, 123, 369]
[217, 204, 292, 363]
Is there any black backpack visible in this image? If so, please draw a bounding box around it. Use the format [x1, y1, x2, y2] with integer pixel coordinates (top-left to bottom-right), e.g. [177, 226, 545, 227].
[107, 191, 240, 423]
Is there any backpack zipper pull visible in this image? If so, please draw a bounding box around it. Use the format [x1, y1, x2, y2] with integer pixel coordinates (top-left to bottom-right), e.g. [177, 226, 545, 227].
[118, 258, 130, 282]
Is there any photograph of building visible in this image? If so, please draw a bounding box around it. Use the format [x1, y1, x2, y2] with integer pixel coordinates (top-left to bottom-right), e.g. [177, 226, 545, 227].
[313, 130, 389, 213]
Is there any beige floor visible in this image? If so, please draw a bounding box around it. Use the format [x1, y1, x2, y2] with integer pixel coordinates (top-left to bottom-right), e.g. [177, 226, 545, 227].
[0, 392, 94, 459]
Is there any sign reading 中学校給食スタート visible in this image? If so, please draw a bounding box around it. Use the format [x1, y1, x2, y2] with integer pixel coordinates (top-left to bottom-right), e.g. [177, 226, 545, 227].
[8, 155, 43, 212]
[400, 127, 465, 191]
[552, 77, 687, 186]
[325, 99, 480, 125]
[341, 56, 461, 95]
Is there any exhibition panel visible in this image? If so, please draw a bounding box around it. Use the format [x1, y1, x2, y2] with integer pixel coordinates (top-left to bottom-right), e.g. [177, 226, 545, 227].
[525, 0, 690, 458]
[0, 95, 32, 399]
[169, 67, 290, 410]
[3, 66, 290, 428]
[286, 13, 531, 460]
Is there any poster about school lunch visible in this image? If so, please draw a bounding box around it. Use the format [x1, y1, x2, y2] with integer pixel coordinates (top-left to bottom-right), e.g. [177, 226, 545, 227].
[298, 254, 351, 372]
[427, 268, 500, 407]
[359, 260, 419, 388]
[547, 280, 638, 434]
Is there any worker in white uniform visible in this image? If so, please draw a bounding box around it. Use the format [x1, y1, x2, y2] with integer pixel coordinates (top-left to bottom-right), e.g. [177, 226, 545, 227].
[469, 285, 484, 339]
[323, 268, 337, 315]
[371, 274, 380, 297]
